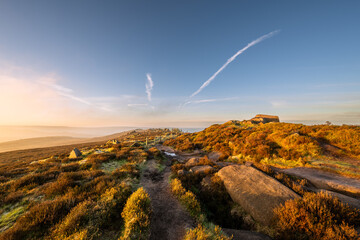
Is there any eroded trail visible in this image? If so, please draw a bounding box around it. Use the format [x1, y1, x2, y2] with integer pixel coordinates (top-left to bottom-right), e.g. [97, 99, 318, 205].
[140, 157, 195, 240]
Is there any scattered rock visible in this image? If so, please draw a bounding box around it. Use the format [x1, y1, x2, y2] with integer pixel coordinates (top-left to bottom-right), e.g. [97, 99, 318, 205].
[215, 162, 235, 168]
[185, 158, 200, 168]
[245, 161, 253, 167]
[69, 148, 82, 159]
[200, 176, 212, 189]
[222, 228, 272, 240]
[208, 152, 221, 161]
[281, 167, 360, 197]
[190, 165, 215, 175]
[218, 165, 300, 225]
[157, 145, 176, 153]
[177, 169, 188, 176]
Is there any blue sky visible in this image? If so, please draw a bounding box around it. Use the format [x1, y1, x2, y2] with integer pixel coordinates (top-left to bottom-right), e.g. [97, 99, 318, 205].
[0, 0, 359, 127]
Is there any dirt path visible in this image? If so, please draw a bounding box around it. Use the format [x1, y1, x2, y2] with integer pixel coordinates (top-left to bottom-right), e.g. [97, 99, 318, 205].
[140, 157, 195, 240]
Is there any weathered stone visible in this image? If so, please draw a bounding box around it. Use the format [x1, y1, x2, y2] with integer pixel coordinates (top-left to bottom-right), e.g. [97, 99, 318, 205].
[201, 176, 212, 189]
[245, 161, 253, 167]
[208, 152, 221, 161]
[250, 114, 279, 124]
[190, 165, 215, 175]
[218, 165, 299, 226]
[69, 148, 82, 159]
[222, 228, 272, 240]
[185, 157, 200, 168]
[215, 161, 235, 168]
[177, 169, 187, 176]
[281, 167, 360, 197]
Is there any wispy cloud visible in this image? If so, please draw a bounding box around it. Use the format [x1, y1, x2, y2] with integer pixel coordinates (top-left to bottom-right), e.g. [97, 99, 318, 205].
[184, 97, 239, 106]
[128, 103, 149, 107]
[145, 73, 154, 102]
[190, 30, 280, 98]
[39, 79, 93, 106]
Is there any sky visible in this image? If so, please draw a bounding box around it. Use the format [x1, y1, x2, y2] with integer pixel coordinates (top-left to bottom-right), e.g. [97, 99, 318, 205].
[0, 0, 360, 127]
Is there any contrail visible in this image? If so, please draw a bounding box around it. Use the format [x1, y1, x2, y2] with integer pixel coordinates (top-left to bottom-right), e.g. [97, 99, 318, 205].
[145, 73, 154, 101]
[190, 30, 280, 98]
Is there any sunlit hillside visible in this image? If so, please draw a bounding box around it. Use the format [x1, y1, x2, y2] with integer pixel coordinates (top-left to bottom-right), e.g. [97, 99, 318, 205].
[164, 121, 360, 178]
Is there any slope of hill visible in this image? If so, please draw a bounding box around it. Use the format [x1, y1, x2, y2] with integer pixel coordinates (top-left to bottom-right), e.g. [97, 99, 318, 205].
[164, 120, 360, 178]
[0, 126, 359, 240]
[0, 130, 140, 153]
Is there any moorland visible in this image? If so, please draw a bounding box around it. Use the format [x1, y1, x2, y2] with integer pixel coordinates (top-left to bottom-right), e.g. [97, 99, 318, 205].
[0, 120, 359, 240]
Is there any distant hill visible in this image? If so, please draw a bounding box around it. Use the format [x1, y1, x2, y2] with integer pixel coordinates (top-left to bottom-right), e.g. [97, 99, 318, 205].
[0, 131, 137, 153]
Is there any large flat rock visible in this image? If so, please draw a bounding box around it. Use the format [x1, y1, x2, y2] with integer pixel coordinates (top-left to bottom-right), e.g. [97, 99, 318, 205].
[281, 167, 360, 197]
[218, 165, 299, 226]
[222, 228, 272, 240]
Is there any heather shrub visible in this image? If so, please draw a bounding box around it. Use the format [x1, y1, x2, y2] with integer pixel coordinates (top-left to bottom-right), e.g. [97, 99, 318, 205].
[11, 170, 59, 191]
[127, 149, 148, 163]
[0, 194, 76, 240]
[184, 224, 232, 240]
[87, 153, 116, 168]
[112, 163, 140, 180]
[3, 191, 24, 204]
[164, 122, 339, 164]
[170, 178, 201, 218]
[120, 187, 151, 240]
[147, 147, 163, 159]
[274, 191, 360, 239]
[82, 175, 117, 200]
[51, 183, 132, 239]
[50, 200, 95, 239]
[198, 175, 243, 229]
[60, 163, 80, 172]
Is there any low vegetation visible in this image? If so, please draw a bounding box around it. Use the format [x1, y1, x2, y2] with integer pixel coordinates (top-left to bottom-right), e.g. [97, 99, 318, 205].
[0, 129, 179, 240]
[120, 187, 152, 240]
[170, 178, 201, 218]
[1, 124, 359, 239]
[165, 121, 360, 177]
[274, 191, 360, 240]
[170, 178, 232, 240]
[184, 224, 232, 240]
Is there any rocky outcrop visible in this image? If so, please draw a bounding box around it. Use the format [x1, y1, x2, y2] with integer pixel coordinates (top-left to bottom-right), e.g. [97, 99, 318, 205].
[250, 114, 279, 124]
[185, 158, 200, 168]
[208, 152, 221, 161]
[190, 165, 215, 175]
[281, 167, 360, 197]
[69, 148, 82, 159]
[217, 165, 299, 226]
